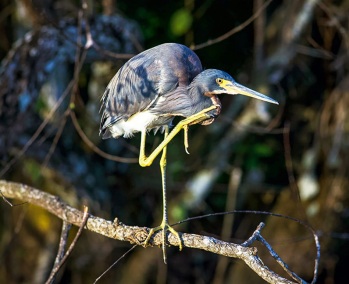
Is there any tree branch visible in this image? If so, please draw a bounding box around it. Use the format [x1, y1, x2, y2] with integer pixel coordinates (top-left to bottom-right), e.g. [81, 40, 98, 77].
[1, 180, 300, 284]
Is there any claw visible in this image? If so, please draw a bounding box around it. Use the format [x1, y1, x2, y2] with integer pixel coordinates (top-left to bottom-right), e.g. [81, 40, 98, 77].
[183, 125, 190, 154]
[143, 222, 183, 264]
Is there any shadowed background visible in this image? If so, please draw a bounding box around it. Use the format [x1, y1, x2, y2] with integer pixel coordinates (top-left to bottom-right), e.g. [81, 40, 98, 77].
[0, 0, 348, 283]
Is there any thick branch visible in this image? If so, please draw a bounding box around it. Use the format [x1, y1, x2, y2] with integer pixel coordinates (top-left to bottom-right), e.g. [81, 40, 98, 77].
[1, 180, 295, 284]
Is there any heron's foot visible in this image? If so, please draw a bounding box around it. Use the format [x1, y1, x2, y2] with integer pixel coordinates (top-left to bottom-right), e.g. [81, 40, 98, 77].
[143, 221, 183, 264]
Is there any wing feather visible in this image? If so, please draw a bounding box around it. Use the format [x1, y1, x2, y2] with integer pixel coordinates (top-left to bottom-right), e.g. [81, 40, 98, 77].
[99, 43, 202, 138]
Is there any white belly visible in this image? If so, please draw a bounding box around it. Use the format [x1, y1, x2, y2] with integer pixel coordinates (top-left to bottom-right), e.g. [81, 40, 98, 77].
[109, 111, 159, 138]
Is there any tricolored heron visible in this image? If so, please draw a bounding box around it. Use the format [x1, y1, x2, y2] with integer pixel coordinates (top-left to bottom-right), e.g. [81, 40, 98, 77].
[99, 43, 278, 263]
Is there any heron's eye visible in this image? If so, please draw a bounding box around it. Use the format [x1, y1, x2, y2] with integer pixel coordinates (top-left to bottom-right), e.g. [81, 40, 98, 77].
[216, 78, 223, 84]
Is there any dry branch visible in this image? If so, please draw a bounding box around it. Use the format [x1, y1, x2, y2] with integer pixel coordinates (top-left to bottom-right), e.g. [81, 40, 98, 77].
[1, 180, 300, 284]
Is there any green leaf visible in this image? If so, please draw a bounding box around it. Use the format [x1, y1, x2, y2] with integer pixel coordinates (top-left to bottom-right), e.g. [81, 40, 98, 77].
[253, 144, 273, 157]
[170, 8, 193, 36]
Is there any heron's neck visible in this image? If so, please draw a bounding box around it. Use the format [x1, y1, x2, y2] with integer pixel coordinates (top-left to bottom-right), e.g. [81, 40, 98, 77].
[187, 83, 205, 103]
[188, 76, 208, 99]
[186, 79, 217, 116]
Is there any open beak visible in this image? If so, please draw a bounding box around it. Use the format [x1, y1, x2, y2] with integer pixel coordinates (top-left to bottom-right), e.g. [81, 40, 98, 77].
[222, 80, 279, 105]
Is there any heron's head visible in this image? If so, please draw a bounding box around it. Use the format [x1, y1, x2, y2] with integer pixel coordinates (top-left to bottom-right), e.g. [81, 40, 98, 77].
[192, 69, 278, 105]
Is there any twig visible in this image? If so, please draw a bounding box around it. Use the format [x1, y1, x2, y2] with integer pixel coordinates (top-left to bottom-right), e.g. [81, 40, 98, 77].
[242, 223, 307, 283]
[258, 232, 306, 283]
[1, 189, 15, 206]
[45, 206, 89, 284]
[283, 122, 307, 220]
[0, 41, 88, 177]
[43, 109, 70, 167]
[94, 245, 137, 283]
[0, 80, 72, 177]
[81, 0, 94, 50]
[253, 0, 266, 70]
[176, 210, 320, 284]
[46, 221, 72, 284]
[317, 1, 349, 50]
[241, 222, 266, 247]
[70, 111, 138, 163]
[54, 222, 72, 266]
[267, 0, 320, 83]
[68, 0, 138, 164]
[0, 190, 27, 207]
[191, 0, 273, 50]
[82, 0, 142, 57]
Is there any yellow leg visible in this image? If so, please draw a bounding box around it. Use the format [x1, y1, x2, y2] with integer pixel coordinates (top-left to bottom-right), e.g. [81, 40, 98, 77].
[139, 105, 217, 263]
[143, 127, 182, 264]
[139, 105, 217, 167]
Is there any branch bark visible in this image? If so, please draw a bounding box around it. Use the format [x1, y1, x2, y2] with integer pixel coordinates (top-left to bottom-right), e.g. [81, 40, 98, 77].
[1, 180, 297, 284]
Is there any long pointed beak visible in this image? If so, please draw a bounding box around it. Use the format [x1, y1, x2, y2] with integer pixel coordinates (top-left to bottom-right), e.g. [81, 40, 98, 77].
[224, 81, 279, 105]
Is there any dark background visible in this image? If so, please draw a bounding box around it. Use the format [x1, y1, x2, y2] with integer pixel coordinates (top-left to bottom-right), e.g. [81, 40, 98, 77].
[1, 0, 348, 283]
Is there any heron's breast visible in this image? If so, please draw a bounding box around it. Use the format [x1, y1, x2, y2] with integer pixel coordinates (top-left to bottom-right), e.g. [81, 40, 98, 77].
[108, 110, 172, 138]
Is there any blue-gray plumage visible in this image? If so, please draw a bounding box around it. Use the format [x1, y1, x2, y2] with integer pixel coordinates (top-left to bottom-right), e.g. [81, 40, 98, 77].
[100, 43, 277, 140]
[99, 43, 278, 263]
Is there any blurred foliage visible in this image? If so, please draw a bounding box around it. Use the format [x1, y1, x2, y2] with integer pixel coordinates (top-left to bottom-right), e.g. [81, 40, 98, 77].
[170, 8, 193, 36]
[1, 0, 349, 283]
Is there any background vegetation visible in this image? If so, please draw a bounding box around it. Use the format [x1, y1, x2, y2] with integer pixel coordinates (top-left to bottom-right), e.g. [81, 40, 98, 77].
[1, 0, 349, 283]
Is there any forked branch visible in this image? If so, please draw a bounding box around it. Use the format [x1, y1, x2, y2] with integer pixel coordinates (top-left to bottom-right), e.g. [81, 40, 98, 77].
[1, 180, 313, 284]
